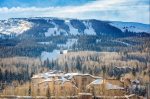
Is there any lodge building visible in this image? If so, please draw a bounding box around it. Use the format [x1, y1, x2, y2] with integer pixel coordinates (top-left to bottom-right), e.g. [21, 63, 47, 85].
[31, 70, 127, 97]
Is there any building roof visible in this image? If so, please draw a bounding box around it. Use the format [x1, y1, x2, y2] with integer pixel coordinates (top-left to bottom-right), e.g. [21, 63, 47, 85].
[32, 70, 64, 79]
[64, 73, 101, 80]
[33, 70, 124, 91]
[131, 79, 140, 84]
[87, 79, 124, 90]
[106, 83, 124, 90]
[90, 79, 103, 85]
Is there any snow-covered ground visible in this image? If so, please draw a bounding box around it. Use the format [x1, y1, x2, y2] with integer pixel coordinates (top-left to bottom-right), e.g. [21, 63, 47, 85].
[45, 27, 57, 37]
[83, 21, 96, 35]
[65, 20, 79, 35]
[38, 41, 52, 45]
[68, 19, 111, 35]
[65, 20, 96, 35]
[113, 40, 131, 46]
[110, 21, 150, 33]
[45, 22, 68, 37]
[57, 38, 78, 49]
[0, 19, 33, 35]
[41, 50, 60, 61]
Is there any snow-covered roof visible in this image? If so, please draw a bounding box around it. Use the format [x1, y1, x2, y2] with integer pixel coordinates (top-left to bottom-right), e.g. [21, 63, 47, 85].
[38, 74, 70, 84]
[90, 79, 103, 85]
[61, 76, 68, 84]
[32, 70, 64, 79]
[44, 78, 53, 82]
[64, 73, 81, 79]
[87, 79, 124, 90]
[33, 71, 103, 88]
[131, 79, 140, 84]
[64, 73, 102, 80]
[106, 83, 124, 90]
[32, 74, 44, 79]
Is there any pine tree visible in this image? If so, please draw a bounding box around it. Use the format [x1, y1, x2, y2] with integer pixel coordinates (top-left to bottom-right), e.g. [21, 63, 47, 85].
[65, 62, 69, 73]
[0, 69, 3, 81]
[46, 86, 51, 99]
[132, 68, 136, 77]
[76, 57, 81, 71]
[4, 69, 9, 82]
[28, 83, 31, 96]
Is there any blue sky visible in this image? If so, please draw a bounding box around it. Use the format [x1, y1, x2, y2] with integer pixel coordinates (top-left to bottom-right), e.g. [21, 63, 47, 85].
[0, 0, 96, 7]
[0, 0, 149, 24]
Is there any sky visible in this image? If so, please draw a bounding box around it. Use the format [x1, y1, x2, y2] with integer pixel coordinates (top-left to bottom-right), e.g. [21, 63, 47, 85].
[0, 0, 149, 24]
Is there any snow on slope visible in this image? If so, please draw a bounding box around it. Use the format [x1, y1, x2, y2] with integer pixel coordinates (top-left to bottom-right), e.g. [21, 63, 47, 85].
[45, 27, 57, 36]
[45, 21, 68, 37]
[109, 22, 150, 33]
[65, 19, 96, 35]
[46, 19, 96, 36]
[57, 38, 78, 49]
[1, 18, 149, 37]
[65, 20, 79, 35]
[38, 41, 52, 45]
[41, 50, 60, 61]
[46, 19, 85, 36]
[83, 21, 96, 35]
[113, 40, 131, 46]
[0, 19, 33, 35]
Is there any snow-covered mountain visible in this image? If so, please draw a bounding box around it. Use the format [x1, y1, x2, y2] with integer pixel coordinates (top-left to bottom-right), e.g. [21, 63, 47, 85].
[0, 17, 149, 39]
[109, 21, 150, 33]
[0, 17, 149, 57]
[0, 19, 33, 35]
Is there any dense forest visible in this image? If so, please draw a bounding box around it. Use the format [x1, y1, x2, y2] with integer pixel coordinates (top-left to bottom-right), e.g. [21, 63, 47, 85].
[0, 35, 149, 57]
[0, 18, 150, 95]
[0, 37, 149, 85]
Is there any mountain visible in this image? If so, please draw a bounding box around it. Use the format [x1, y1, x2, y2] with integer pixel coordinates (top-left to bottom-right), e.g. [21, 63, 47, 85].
[0, 17, 149, 58]
[0, 17, 149, 39]
[109, 21, 150, 33]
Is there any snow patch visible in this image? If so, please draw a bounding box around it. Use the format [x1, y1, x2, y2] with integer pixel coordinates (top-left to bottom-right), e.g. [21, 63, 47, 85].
[0, 20, 33, 35]
[113, 40, 131, 46]
[45, 27, 57, 37]
[64, 73, 80, 79]
[45, 22, 68, 37]
[41, 50, 60, 61]
[65, 20, 79, 35]
[84, 22, 96, 35]
[38, 42, 52, 45]
[110, 22, 150, 33]
[57, 39, 78, 49]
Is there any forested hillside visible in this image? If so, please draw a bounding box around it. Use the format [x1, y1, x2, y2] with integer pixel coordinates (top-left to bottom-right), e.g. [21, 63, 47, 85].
[0, 18, 149, 92]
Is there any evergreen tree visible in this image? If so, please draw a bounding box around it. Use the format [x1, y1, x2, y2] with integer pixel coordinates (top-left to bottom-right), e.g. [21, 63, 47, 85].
[64, 62, 69, 73]
[132, 68, 136, 77]
[76, 57, 81, 71]
[28, 83, 31, 96]
[0, 69, 3, 81]
[4, 69, 9, 82]
[82, 65, 87, 74]
[46, 86, 51, 99]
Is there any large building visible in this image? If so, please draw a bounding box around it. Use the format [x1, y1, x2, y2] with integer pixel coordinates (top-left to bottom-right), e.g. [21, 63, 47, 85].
[31, 70, 128, 97]
[31, 71, 100, 96]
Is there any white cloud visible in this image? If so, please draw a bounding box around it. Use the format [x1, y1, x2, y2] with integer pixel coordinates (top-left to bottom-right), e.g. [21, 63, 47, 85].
[0, 0, 149, 24]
